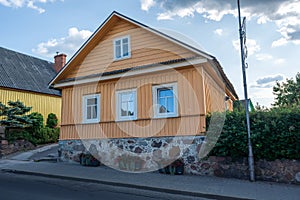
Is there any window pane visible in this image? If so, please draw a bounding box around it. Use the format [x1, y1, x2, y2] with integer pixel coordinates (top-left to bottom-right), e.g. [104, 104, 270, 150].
[159, 97, 167, 113]
[167, 97, 174, 112]
[123, 43, 129, 57]
[115, 40, 121, 45]
[122, 93, 132, 102]
[128, 101, 134, 116]
[87, 106, 92, 119]
[115, 45, 121, 58]
[159, 88, 173, 98]
[122, 38, 128, 44]
[121, 102, 128, 116]
[87, 98, 97, 105]
[92, 105, 97, 119]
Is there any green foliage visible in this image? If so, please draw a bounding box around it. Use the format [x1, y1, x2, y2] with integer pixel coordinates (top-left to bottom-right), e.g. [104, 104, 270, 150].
[208, 106, 300, 160]
[273, 72, 300, 107]
[1, 100, 60, 145]
[28, 112, 44, 131]
[0, 100, 33, 128]
[46, 113, 58, 128]
[6, 127, 60, 145]
[33, 127, 60, 145]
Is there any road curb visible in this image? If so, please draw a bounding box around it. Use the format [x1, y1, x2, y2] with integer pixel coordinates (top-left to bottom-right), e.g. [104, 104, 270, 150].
[1, 168, 253, 200]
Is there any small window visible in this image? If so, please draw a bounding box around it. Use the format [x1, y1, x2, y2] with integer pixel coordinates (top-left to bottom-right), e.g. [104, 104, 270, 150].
[116, 89, 137, 121]
[153, 83, 178, 118]
[82, 94, 100, 123]
[114, 36, 131, 60]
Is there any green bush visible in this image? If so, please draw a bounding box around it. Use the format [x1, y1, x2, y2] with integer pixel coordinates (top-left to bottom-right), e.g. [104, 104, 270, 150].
[6, 130, 32, 144]
[6, 127, 59, 145]
[28, 112, 44, 131]
[207, 106, 300, 160]
[46, 113, 58, 128]
[34, 127, 60, 144]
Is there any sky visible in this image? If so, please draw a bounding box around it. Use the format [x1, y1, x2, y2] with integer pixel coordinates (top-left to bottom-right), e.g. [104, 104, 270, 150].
[1, 0, 299, 107]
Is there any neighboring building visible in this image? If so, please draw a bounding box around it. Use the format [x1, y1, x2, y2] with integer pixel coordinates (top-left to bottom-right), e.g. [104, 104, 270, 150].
[0, 47, 63, 122]
[50, 12, 238, 169]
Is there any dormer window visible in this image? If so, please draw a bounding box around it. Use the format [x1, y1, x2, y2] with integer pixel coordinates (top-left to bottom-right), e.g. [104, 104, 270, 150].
[113, 36, 131, 60]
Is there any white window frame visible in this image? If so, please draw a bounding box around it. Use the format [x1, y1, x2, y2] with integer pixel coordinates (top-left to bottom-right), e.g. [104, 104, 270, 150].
[82, 94, 100, 124]
[113, 35, 131, 61]
[152, 83, 178, 118]
[116, 88, 137, 121]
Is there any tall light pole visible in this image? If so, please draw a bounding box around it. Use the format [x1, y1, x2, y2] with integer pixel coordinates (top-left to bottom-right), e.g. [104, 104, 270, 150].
[237, 0, 255, 181]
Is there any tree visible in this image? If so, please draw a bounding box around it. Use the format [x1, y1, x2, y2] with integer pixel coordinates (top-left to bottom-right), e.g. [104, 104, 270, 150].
[273, 72, 300, 107]
[46, 113, 58, 128]
[0, 100, 33, 128]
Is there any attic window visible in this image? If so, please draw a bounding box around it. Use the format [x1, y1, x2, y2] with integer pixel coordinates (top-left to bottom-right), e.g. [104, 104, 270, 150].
[113, 36, 131, 60]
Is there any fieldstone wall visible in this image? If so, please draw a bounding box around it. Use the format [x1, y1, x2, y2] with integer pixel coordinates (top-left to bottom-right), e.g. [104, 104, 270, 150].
[0, 139, 35, 157]
[186, 156, 300, 184]
[58, 136, 205, 172]
[59, 136, 300, 184]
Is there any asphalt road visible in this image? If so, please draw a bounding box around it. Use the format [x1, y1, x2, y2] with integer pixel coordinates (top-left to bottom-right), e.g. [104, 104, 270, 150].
[0, 172, 209, 200]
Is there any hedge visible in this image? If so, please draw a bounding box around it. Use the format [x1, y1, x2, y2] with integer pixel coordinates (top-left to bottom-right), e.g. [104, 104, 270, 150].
[207, 106, 300, 161]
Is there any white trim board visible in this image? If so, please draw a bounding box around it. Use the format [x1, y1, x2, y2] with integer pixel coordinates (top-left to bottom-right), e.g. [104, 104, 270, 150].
[53, 58, 207, 88]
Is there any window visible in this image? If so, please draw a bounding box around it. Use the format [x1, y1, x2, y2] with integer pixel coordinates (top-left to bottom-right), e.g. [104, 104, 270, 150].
[116, 89, 137, 121]
[153, 83, 178, 118]
[82, 94, 100, 123]
[114, 36, 131, 60]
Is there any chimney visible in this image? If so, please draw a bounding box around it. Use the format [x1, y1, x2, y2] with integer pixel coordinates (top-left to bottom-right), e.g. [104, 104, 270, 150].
[54, 53, 67, 72]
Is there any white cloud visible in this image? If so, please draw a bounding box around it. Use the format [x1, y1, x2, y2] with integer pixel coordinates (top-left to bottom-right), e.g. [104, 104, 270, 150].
[256, 53, 273, 61]
[232, 38, 260, 56]
[214, 28, 223, 36]
[27, 0, 45, 13]
[272, 37, 288, 47]
[142, 0, 300, 46]
[274, 58, 285, 65]
[0, 0, 61, 13]
[141, 0, 155, 11]
[157, 12, 174, 20]
[33, 27, 92, 58]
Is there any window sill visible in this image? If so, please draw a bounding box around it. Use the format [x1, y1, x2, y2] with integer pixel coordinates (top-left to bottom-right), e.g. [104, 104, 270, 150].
[152, 114, 179, 119]
[82, 120, 100, 124]
[115, 118, 138, 122]
[113, 56, 131, 62]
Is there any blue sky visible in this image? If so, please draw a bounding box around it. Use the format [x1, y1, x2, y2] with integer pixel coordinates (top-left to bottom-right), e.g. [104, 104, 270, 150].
[1, 0, 299, 107]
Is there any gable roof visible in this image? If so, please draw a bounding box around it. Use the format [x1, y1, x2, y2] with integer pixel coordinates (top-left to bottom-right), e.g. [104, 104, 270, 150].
[0, 47, 60, 96]
[49, 11, 237, 99]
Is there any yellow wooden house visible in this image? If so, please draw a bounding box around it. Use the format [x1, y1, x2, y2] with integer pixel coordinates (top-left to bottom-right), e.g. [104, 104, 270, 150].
[50, 12, 238, 170]
[0, 47, 62, 123]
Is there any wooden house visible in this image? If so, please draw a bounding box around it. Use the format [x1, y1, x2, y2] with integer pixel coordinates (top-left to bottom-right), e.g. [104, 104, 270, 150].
[0, 47, 62, 123]
[50, 12, 238, 170]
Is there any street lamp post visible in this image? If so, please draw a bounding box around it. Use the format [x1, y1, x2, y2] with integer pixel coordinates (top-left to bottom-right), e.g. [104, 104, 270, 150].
[237, 0, 255, 181]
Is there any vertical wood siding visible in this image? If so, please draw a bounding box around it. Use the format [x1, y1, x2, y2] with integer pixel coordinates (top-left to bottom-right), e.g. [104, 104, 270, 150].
[60, 66, 213, 139]
[62, 19, 198, 80]
[0, 88, 61, 123]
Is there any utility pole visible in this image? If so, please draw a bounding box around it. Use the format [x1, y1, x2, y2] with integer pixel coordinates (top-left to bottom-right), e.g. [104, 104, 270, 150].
[237, 0, 255, 181]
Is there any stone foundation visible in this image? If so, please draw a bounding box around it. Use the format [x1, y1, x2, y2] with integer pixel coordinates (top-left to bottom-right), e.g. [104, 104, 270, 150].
[58, 136, 205, 172]
[59, 136, 300, 184]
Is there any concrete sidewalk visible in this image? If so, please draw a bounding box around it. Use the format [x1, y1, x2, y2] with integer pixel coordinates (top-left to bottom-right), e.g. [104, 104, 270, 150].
[0, 159, 299, 200]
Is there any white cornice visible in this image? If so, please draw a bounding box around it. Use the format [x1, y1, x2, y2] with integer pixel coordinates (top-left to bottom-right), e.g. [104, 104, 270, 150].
[53, 58, 207, 88]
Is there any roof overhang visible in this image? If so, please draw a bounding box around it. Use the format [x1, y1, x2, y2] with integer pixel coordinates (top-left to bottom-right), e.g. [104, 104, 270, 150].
[52, 57, 208, 88]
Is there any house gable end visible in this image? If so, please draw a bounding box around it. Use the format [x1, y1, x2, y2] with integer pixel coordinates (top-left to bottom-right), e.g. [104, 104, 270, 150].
[50, 11, 210, 85]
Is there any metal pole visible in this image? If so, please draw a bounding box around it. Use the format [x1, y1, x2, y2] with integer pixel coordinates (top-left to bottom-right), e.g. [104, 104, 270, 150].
[237, 0, 255, 181]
